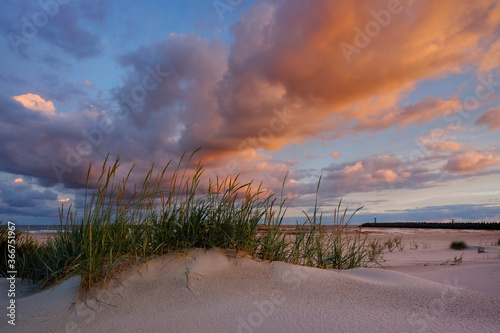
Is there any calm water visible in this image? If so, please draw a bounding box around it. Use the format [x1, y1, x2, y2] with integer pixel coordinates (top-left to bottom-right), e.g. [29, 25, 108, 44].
[13, 225, 61, 235]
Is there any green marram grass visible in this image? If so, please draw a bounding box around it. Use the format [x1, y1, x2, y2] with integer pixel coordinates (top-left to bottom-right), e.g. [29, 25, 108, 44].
[450, 240, 468, 250]
[1, 152, 369, 290]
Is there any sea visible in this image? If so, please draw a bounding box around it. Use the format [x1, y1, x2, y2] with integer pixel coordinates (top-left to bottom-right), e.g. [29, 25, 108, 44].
[12, 224, 61, 235]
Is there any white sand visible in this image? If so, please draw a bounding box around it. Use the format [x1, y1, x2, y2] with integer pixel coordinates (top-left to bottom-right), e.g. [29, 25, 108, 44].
[2, 229, 500, 332]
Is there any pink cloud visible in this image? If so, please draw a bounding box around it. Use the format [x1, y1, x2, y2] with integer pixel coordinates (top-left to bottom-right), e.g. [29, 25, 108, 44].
[317, 154, 436, 196]
[444, 151, 500, 174]
[215, 0, 499, 153]
[476, 107, 500, 130]
[418, 126, 464, 153]
[113, 0, 500, 170]
[12, 93, 55, 115]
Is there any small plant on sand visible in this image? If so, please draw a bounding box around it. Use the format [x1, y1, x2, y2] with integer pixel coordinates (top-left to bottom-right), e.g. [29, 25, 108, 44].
[383, 237, 404, 252]
[384, 238, 395, 252]
[410, 241, 419, 250]
[497, 239, 500, 246]
[394, 236, 405, 251]
[452, 253, 463, 265]
[441, 253, 464, 266]
[185, 267, 192, 290]
[450, 240, 468, 250]
[477, 246, 485, 253]
[367, 239, 384, 262]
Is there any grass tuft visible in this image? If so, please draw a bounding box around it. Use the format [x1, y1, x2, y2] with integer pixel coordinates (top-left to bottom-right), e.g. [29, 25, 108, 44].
[450, 240, 468, 250]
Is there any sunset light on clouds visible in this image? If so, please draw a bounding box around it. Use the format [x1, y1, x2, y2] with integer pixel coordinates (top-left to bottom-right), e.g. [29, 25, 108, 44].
[12, 93, 56, 115]
[1, 0, 500, 225]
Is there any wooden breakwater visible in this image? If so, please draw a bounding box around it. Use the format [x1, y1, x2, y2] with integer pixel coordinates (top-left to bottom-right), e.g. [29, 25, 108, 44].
[360, 222, 500, 230]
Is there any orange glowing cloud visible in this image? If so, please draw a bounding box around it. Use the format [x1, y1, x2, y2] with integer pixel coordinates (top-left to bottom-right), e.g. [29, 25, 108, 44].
[331, 152, 340, 158]
[353, 96, 463, 133]
[444, 151, 500, 174]
[418, 126, 463, 153]
[480, 39, 500, 72]
[372, 169, 398, 182]
[476, 107, 500, 130]
[320, 155, 414, 194]
[216, 0, 500, 154]
[12, 93, 55, 115]
[14, 178, 23, 183]
[256, 161, 288, 173]
[342, 161, 363, 174]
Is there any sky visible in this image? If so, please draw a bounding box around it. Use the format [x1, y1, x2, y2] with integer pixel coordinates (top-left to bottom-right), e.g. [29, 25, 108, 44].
[1, 0, 500, 225]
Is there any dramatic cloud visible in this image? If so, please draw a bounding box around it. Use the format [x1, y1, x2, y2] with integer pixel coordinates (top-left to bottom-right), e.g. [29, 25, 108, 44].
[476, 107, 500, 130]
[0, 176, 60, 224]
[0, 96, 118, 188]
[105, 0, 500, 176]
[114, 33, 227, 159]
[12, 93, 55, 115]
[444, 151, 500, 174]
[216, 0, 499, 142]
[1, 0, 500, 225]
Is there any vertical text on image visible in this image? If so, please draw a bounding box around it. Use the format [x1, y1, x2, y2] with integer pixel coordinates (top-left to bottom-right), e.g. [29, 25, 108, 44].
[6, 221, 17, 326]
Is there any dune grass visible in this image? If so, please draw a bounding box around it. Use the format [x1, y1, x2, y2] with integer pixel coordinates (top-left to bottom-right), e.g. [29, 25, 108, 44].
[1, 152, 369, 290]
[450, 240, 468, 250]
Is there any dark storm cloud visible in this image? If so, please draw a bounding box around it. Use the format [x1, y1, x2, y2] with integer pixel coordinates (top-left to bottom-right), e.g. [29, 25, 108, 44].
[113, 32, 227, 156]
[0, 178, 60, 223]
[1, 181, 57, 208]
[0, 95, 116, 188]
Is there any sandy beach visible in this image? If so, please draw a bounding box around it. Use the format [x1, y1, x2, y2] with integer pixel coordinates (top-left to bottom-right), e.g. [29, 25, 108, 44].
[2, 228, 500, 333]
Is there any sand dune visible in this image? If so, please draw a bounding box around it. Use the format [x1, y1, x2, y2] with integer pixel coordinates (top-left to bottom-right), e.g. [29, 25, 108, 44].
[2, 230, 500, 333]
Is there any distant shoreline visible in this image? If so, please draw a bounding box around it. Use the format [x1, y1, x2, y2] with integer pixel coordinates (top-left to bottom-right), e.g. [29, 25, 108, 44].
[360, 222, 500, 230]
[13, 221, 500, 234]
